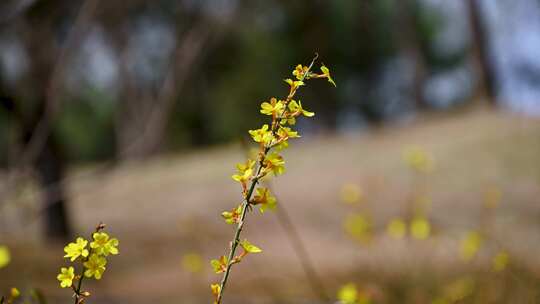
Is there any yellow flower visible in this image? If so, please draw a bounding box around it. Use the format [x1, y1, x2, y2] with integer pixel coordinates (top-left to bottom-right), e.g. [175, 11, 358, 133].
[231, 159, 255, 184]
[252, 188, 277, 212]
[410, 217, 431, 240]
[264, 152, 285, 175]
[210, 283, 221, 304]
[210, 255, 228, 274]
[460, 231, 482, 261]
[248, 124, 274, 146]
[292, 64, 308, 80]
[340, 183, 363, 204]
[492, 251, 510, 272]
[57, 266, 75, 288]
[181, 253, 203, 274]
[403, 146, 434, 174]
[83, 254, 107, 280]
[320, 65, 336, 87]
[0, 245, 10, 268]
[337, 283, 357, 304]
[90, 232, 119, 256]
[387, 218, 407, 239]
[288, 100, 315, 117]
[222, 204, 243, 224]
[240, 239, 262, 253]
[277, 126, 300, 140]
[344, 213, 372, 244]
[10, 287, 20, 299]
[284, 78, 305, 90]
[64, 237, 89, 262]
[260, 98, 285, 116]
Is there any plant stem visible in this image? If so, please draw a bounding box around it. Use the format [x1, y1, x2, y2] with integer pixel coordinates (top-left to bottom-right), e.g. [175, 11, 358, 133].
[216, 55, 319, 304]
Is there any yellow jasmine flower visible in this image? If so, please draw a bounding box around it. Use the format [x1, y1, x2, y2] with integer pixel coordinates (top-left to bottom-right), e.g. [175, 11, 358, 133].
[320, 65, 336, 87]
[288, 100, 314, 117]
[10, 287, 20, 299]
[57, 266, 75, 288]
[260, 98, 285, 117]
[248, 124, 274, 146]
[0, 245, 10, 268]
[210, 255, 228, 274]
[402, 146, 434, 174]
[221, 204, 243, 224]
[231, 159, 255, 184]
[284, 78, 305, 90]
[210, 283, 221, 304]
[344, 213, 372, 244]
[240, 239, 262, 253]
[460, 231, 482, 261]
[64, 237, 89, 262]
[492, 251, 509, 272]
[181, 253, 203, 273]
[337, 283, 357, 304]
[251, 188, 277, 212]
[263, 152, 285, 175]
[292, 64, 308, 80]
[410, 217, 431, 240]
[387, 218, 407, 239]
[340, 183, 363, 204]
[83, 254, 107, 280]
[90, 232, 119, 256]
[277, 126, 300, 140]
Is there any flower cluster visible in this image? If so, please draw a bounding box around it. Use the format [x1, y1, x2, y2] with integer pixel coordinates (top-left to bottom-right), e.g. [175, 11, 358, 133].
[57, 223, 119, 304]
[211, 56, 336, 304]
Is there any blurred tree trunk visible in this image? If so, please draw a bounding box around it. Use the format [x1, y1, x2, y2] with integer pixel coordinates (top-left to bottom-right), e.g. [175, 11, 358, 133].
[0, 0, 77, 241]
[467, 0, 496, 102]
[396, 0, 428, 109]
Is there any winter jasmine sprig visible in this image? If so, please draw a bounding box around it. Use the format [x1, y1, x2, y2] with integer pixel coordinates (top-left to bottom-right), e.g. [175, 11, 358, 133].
[57, 223, 119, 304]
[210, 54, 336, 304]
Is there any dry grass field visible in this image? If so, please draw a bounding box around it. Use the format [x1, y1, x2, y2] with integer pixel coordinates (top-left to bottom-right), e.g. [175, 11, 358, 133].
[2, 108, 540, 303]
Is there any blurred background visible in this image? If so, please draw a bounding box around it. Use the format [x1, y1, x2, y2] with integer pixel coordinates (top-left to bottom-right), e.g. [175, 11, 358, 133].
[1, 0, 540, 303]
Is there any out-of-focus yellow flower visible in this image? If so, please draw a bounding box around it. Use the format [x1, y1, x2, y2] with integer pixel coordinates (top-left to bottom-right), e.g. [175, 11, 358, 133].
[90, 232, 119, 256]
[232, 159, 255, 184]
[292, 64, 308, 80]
[10, 287, 20, 299]
[288, 100, 315, 117]
[0, 245, 10, 268]
[484, 186, 502, 209]
[340, 183, 363, 204]
[252, 188, 277, 212]
[403, 146, 434, 174]
[240, 239, 262, 253]
[387, 218, 407, 239]
[460, 231, 482, 261]
[410, 217, 431, 240]
[248, 124, 274, 146]
[260, 98, 285, 116]
[222, 204, 243, 224]
[264, 152, 285, 175]
[320, 65, 336, 87]
[210, 255, 228, 274]
[57, 266, 75, 288]
[64, 237, 89, 262]
[431, 297, 449, 304]
[344, 214, 372, 244]
[337, 283, 358, 304]
[444, 277, 475, 302]
[181, 253, 203, 273]
[492, 251, 509, 272]
[83, 254, 107, 280]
